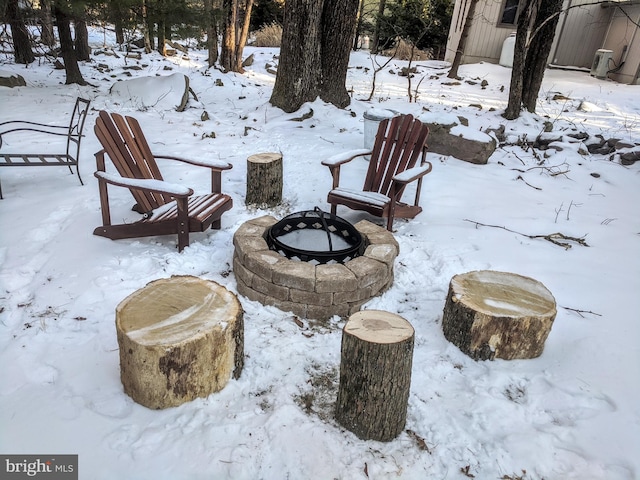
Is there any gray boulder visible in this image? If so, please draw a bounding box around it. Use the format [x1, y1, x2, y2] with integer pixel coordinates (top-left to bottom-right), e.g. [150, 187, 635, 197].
[0, 71, 26, 88]
[419, 112, 496, 165]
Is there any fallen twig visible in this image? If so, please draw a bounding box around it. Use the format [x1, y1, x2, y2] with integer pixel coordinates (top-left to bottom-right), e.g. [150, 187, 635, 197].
[464, 219, 589, 249]
[511, 162, 570, 177]
[512, 152, 527, 165]
[516, 175, 542, 190]
[562, 306, 602, 318]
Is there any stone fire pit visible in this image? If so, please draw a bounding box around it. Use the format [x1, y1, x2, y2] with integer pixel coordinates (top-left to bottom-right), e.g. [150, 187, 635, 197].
[233, 215, 399, 320]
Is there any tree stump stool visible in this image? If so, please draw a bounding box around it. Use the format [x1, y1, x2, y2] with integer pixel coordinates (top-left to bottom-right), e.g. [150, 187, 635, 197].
[335, 310, 414, 442]
[246, 152, 283, 207]
[442, 270, 556, 361]
[115, 275, 244, 409]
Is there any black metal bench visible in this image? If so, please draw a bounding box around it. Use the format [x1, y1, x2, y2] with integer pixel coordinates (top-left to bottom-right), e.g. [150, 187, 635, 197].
[0, 97, 91, 198]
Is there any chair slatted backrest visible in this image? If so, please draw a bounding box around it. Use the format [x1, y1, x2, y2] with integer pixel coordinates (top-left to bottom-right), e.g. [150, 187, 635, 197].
[95, 111, 172, 213]
[363, 114, 429, 199]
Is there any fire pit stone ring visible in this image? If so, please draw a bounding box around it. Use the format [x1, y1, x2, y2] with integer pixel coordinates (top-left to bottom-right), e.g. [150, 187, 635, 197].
[233, 215, 398, 320]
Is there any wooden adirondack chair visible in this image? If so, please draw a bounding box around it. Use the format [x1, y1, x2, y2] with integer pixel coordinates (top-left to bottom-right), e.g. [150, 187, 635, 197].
[322, 114, 431, 231]
[93, 111, 233, 252]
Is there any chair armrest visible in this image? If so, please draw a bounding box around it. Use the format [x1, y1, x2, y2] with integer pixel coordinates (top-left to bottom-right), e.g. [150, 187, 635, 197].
[321, 149, 372, 167]
[0, 119, 68, 130]
[392, 162, 433, 185]
[0, 124, 69, 149]
[94, 171, 193, 197]
[153, 154, 233, 171]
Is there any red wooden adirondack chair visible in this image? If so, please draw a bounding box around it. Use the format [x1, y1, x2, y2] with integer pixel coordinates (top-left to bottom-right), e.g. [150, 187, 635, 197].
[322, 114, 431, 231]
[93, 111, 233, 252]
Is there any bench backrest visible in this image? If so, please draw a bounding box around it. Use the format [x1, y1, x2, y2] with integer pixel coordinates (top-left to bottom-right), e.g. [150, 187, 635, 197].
[67, 98, 91, 160]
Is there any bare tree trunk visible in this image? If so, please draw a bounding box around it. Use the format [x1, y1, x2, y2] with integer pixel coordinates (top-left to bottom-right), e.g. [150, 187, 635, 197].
[353, 0, 366, 50]
[522, 0, 563, 112]
[157, 0, 166, 55]
[7, 0, 35, 64]
[320, 0, 360, 108]
[40, 0, 56, 48]
[205, 0, 219, 66]
[220, 0, 237, 70]
[113, 4, 125, 46]
[142, 0, 152, 53]
[115, 22, 125, 46]
[235, 0, 254, 68]
[54, 2, 87, 85]
[269, 0, 324, 112]
[220, 0, 254, 72]
[371, 0, 386, 53]
[74, 17, 91, 61]
[157, 21, 166, 55]
[504, 0, 534, 120]
[448, 0, 479, 79]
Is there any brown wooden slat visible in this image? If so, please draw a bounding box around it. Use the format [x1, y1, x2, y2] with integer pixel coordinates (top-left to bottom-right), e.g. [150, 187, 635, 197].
[144, 195, 231, 224]
[125, 116, 165, 182]
[379, 117, 426, 197]
[379, 115, 415, 192]
[95, 113, 157, 213]
[115, 113, 173, 207]
[188, 195, 223, 219]
[109, 113, 163, 209]
[375, 115, 409, 188]
[192, 198, 230, 225]
[126, 116, 172, 206]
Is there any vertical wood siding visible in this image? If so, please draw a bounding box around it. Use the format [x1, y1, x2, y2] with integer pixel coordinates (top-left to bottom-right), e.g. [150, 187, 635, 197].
[445, 0, 518, 64]
[604, 5, 640, 84]
[551, 0, 612, 68]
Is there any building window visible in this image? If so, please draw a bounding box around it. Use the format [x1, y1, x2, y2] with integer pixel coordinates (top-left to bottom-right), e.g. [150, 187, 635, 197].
[498, 0, 519, 26]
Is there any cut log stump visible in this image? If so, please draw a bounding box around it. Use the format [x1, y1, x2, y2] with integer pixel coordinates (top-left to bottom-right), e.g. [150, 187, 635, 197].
[335, 310, 414, 442]
[116, 275, 244, 409]
[246, 152, 283, 207]
[442, 270, 556, 361]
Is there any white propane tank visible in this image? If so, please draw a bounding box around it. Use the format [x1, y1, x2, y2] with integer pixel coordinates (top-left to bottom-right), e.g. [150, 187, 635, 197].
[499, 32, 516, 68]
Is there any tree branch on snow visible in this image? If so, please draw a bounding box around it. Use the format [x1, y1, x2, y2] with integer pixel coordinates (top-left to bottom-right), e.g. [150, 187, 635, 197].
[464, 219, 589, 249]
[561, 306, 602, 318]
[511, 162, 570, 177]
[516, 175, 542, 190]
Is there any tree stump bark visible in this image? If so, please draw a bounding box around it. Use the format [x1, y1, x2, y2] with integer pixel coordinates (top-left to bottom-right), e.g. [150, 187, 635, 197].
[116, 275, 244, 409]
[246, 152, 283, 207]
[442, 270, 556, 361]
[335, 310, 414, 442]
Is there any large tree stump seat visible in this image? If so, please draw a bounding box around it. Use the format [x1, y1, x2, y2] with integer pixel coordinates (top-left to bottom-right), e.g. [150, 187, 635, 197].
[442, 270, 556, 361]
[335, 310, 414, 442]
[115, 275, 244, 409]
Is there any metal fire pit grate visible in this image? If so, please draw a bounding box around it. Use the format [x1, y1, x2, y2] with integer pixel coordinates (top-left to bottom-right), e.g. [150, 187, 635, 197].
[266, 208, 365, 264]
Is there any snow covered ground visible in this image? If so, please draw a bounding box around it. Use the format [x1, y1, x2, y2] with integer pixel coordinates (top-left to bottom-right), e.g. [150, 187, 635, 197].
[1, 27, 639, 479]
